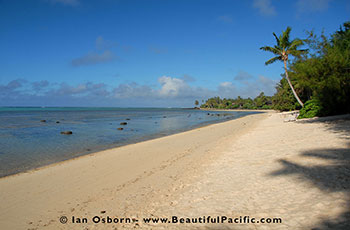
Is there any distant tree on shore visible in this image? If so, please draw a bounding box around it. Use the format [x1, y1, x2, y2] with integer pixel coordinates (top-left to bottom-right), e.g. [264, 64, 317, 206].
[200, 93, 272, 110]
[195, 100, 199, 107]
[260, 27, 308, 107]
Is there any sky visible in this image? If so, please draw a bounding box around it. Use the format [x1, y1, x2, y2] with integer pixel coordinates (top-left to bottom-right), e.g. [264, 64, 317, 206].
[0, 0, 349, 107]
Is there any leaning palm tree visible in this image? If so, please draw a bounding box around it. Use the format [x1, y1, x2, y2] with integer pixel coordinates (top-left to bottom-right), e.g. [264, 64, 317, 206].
[260, 27, 307, 107]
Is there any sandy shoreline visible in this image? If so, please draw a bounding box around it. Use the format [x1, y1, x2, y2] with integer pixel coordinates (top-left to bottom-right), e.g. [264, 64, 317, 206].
[0, 109, 257, 179]
[0, 110, 260, 180]
[0, 112, 268, 229]
[1, 111, 349, 230]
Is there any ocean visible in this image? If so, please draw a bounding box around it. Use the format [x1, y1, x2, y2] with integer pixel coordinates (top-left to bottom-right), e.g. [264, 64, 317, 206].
[0, 107, 259, 177]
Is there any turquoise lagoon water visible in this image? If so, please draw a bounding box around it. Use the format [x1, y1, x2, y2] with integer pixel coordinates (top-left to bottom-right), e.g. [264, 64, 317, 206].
[0, 107, 259, 177]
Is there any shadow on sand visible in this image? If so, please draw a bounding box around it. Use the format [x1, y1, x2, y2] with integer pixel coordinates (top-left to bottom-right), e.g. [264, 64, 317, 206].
[271, 114, 350, 229]
[297, 114, 350, 141]
[270, 146, 350, 229]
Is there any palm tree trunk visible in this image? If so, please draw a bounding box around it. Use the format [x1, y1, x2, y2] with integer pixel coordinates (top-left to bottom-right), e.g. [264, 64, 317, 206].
[284, 60, 304, 107]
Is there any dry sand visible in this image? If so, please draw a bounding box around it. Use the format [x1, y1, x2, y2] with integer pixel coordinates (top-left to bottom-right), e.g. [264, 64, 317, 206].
[0, 112, 349, 230]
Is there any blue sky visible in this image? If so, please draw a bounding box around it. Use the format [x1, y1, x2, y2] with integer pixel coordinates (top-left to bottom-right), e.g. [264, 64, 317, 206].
[1, 0, 349, 107]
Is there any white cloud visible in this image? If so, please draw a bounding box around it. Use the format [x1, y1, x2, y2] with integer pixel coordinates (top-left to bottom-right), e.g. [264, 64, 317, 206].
[32, 80, 50, 93]
[218, 82, 236, 98]
[296, 0, 331, 13]
[253, 0, 276, 16]
[0, 73, 277, 107]
[110, 76, 214, 103]
[158, 76, 189, 97]
[71, 36, 118, 67]
[241, 75, 277, 97]
[157, 76, 214, 99]
[217, 75, 277, 99]
[181, 74, 196, 83]
[71, 50, 116, 67]
[51, 82, 110, 97]
[0, 79, 26, 98]
[234, 71, 254, 81]
[113, 83, 155, 99]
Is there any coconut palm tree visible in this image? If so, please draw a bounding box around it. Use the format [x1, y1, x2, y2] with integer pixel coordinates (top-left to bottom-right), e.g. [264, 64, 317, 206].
[260, 27, 308, 107]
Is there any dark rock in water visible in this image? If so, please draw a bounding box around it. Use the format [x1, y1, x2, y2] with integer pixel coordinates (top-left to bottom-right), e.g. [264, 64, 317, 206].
[155, 122, 158, 124]
[60, 131, 73, 135]
[120, 122, 128, 125]
[126, 118, 131, 120]
[207, 113, 210, 115]
[163, 116, 167, 118]
[86, 148, 91, 151]
[56, 121, 60, 123]
[216, 114, 220, 116]
[40, 120, 46, 122]
[117, 128, 123, 130]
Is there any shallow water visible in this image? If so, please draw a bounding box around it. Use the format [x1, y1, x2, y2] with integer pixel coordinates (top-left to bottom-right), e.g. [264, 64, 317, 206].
[0, 107, 259, 177]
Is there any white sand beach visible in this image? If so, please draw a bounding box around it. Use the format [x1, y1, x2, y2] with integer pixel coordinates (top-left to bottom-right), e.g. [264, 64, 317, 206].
[0, 112, 349, 230]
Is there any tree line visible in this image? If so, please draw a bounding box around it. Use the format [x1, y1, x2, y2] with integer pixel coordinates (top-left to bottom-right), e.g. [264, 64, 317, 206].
[199, 21, 350, 118]
[200, 93, 273, 110]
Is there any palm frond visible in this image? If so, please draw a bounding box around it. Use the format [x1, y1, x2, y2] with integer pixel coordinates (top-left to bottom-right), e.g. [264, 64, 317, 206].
[273, 32, 280, 47]
[265, 56, 282, 65]
[281, 26, 292, 48]
[289, 39, 304, 50]
[260, 46, 282, 55]
[261, 26, 306, 62]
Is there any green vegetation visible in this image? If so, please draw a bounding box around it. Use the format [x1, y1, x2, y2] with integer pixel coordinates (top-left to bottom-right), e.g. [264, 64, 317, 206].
[271, 78, 299, 111]
[289, 22, 350, 117]
[200, 21, 350, 118]
[298, 99, 322, 119]
[194, 100, 199, 107]
[260, 26, 308, 107]
[200, 93, 273, 110]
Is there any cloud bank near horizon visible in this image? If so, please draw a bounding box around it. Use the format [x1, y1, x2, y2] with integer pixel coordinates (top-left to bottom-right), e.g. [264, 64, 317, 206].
[0, 74, 277, 107]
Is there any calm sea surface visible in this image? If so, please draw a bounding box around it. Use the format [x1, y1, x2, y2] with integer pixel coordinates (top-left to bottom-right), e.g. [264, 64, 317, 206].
[0, 107, 259, 177]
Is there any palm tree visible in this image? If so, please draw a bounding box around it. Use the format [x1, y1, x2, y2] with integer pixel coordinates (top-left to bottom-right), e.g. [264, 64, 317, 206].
[260, 27, 308, 107]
